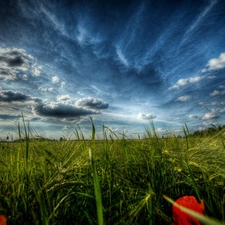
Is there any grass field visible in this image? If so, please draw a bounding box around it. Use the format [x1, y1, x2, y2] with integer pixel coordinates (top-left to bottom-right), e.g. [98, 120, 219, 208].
[0, 121, 225, 225]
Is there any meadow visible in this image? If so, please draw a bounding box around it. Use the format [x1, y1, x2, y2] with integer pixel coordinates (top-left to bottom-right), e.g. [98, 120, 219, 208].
[0, 120, 225, 225]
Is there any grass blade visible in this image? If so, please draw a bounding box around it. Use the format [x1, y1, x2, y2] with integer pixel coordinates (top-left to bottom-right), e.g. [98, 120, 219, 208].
[89, 148, 104, 225]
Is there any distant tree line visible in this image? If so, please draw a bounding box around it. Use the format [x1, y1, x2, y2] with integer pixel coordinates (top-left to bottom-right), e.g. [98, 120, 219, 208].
[189, 125, 225, 137]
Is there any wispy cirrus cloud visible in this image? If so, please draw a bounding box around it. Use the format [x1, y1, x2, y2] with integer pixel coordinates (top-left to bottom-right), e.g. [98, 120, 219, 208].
[76, 24, 102, 46]
[116, 48, 129, 67]
[182, 0, 218, 42]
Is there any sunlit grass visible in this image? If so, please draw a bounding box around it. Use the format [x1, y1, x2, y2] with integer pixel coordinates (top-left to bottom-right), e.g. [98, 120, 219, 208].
[0, 119, 225, 224]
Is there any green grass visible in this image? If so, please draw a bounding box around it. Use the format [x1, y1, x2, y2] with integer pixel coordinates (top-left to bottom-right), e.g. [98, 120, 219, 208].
[0, 120, 225, 224]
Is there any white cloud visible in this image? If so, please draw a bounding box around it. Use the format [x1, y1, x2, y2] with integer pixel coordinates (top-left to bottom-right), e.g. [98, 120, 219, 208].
[177, 79, 189, 85]
[206, 53, 225, 71]
[32, 67, 40, 76]
[23, 74, 28, 80]
[210, 90, 225, 96]
[62, 125, 70, 130]
[210, 90, 220, 96]
[169, 79, 188, 90]
[61, 81, 66, 88]
[156, 128, 167, 133]
[207, 75, 216, 79]
[48, 87, 54, 92]
[217, 107, 225, 113]
[203, 121, 217, 127]
[210, 106, 225, 114]
[169, 76, 205, 90]
[202, 112, 218, 120]
[52, 76, 60, 83]
[57, 94, 71, 103]
[189, 114, 198, 119]
[77, 91, 84, 96]
[176, 95, 192, 102]
[198, 126, 206, 131]
[137, 113, 156, 120]
[39, 86, 55, 92]
[174, 129, 182, 133]
[189, 76, 204, 83]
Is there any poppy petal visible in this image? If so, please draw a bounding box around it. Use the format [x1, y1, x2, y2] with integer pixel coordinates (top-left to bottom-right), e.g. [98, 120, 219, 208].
[0, 215, 7, 225]
[172, 196, 204, 225]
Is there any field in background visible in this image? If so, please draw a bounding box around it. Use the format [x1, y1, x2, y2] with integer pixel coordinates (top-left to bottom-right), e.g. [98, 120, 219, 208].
[0, 121, 225, 225]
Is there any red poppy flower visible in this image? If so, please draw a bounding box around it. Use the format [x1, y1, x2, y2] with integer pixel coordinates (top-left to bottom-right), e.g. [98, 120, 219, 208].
[172, 196, 204, 225]
[0, 215, 7, 225]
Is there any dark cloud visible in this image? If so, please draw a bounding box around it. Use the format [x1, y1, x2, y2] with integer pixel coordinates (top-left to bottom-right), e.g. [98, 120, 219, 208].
[32, 102, 98, 118]
[7, 56, 25, 67]
[75, 97, 109, 110]
[0, 90, 30, 102]
[29, 117, 42, 121]
[0, 48, 30, 68]
[0, 68, 17, 80]
[0, 90, 41, 102]
[0, 48, 38, 82]
[0, 69, 9, 75]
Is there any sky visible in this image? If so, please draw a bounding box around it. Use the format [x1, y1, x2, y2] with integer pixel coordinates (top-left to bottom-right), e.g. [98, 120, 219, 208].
[0, 0, 225, 139]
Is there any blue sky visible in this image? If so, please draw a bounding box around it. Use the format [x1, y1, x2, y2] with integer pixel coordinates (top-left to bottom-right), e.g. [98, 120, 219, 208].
[0, 0, 225, 139]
